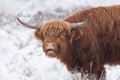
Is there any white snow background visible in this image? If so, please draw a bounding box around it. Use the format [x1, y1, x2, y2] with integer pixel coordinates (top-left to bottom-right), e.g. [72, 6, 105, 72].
[0, 0, 120, 80]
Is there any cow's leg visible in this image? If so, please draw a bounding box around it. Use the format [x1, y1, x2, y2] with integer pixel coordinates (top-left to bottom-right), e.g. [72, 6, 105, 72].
[95, 66, 106, 80]
[90, 62, 106, 80]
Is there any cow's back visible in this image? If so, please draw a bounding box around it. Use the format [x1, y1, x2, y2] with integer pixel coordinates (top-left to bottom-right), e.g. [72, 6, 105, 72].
[64, 5, 120, 65]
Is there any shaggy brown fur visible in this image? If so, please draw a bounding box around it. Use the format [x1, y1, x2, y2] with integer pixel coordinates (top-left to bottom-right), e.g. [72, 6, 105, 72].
[34, 5, 120, 80]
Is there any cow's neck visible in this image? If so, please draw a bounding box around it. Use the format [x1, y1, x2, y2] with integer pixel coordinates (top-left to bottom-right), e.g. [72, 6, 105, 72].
[59, 42, 84, 71]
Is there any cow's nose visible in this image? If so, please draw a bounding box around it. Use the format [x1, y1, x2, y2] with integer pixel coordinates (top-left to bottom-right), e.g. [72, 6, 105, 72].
[45, 43, 55, 49]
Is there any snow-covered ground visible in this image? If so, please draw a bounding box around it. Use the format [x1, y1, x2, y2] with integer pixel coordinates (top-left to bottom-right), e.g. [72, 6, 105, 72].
[0, 0, 120, 80]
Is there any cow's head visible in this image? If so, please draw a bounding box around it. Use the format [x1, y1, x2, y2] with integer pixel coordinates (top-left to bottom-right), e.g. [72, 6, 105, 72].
[17, 17, 89, 58]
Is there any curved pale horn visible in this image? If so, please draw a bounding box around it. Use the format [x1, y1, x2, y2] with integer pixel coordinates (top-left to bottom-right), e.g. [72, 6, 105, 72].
[70, 18, 89, 29]
[17, 17, 42, 29]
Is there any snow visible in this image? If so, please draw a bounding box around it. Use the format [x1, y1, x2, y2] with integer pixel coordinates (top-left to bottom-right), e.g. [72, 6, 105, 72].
[0, 0, 120, 80]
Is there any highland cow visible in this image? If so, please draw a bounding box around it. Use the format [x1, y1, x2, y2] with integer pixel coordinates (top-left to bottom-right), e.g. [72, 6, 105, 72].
[17, 5, 120, 80]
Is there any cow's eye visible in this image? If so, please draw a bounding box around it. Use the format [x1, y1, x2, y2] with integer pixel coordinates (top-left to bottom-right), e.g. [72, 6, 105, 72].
[61, 33, 66, 38]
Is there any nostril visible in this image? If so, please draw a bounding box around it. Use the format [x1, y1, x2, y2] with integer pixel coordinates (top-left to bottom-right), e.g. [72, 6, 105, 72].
[52, 43, 55, 46]
[45, 43, 48, 47]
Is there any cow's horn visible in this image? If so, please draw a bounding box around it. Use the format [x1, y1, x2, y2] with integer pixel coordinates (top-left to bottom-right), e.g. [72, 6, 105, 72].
[17, 17, 42, 29]
[70, 18, 89, 29]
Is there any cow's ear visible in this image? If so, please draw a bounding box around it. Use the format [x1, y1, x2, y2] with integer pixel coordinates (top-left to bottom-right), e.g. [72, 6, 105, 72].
[34, 29, 44, 41]
[70, 29, 83, 43]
